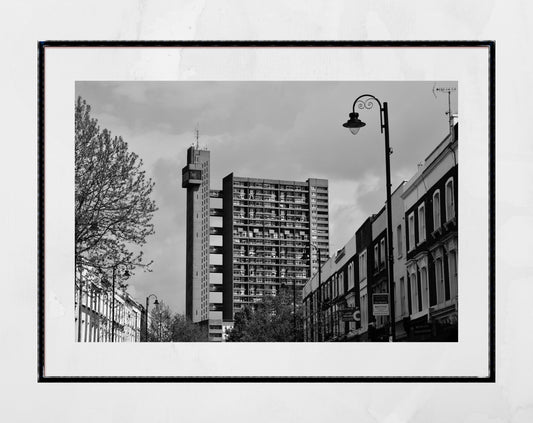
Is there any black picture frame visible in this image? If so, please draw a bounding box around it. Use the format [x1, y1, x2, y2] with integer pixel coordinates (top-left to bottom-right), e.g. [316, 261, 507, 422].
[37, 40, 495, 383]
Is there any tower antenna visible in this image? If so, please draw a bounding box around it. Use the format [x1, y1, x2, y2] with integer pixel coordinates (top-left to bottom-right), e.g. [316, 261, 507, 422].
[433, 84, 457, 138]
[195, 124, 200, 150]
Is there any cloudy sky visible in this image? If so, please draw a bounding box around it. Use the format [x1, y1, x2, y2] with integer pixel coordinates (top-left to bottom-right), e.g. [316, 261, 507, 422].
[76, 81, 457, 314]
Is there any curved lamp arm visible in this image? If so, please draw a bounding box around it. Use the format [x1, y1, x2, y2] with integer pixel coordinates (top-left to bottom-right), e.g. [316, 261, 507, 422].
[146, 294, 159, 306]
[352, 94, 385, 133]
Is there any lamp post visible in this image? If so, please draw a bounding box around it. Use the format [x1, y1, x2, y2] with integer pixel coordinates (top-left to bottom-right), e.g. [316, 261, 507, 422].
[342, 94, 396, 342]
[145, 294, 159, 342]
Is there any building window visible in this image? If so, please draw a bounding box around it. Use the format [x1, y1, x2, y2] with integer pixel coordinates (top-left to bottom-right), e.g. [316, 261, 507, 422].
[380, 238, 386, 266]
[396, 225, 403, 258]
[360, 291, 368, 330]
[418, 203, 426, 244]
[408, 212, 415, 251]
[433, 190, 441, 230]
[359, 250, 367, 281]
[410, 272, 419, 313]
[400, 277, 406, 316]
[420, 266, 428, 311]
[347, 262, 354, 290]
[448, 250, 458, 300]
[373, 244, 379, 270]
[435, 258, 445, 304]
[445, 178, 455, 221]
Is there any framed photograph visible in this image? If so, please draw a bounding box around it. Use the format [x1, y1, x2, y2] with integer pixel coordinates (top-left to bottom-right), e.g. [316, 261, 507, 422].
[38, 41, 494, 381]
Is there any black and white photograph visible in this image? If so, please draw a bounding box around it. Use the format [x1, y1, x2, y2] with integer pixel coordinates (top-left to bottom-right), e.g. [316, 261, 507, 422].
[74, 81, 459, 344]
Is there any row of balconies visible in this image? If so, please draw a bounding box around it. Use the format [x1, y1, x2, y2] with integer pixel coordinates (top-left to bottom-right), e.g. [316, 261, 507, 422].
[233, 279, 307, 287]
[234, 297, 265, 303]
[233, 250, 308, 256]
[233, 288, 278, 296]
[233, 242, 309, 249]
[233, 272, 308, 279]
[238, 247, 306, 254]
[236, 194, 306, 203]
[234, 241, 309, 248]
[233, 213, 308, 220]
[233, 232, 309, 240]
[233, 262, 309, 269]
[234, 222, 309, 230]
[234, 242, 308, 251]
[233, 184, 308, 192]
[232, 199, 307, 207]
[233, 253, 308, 259]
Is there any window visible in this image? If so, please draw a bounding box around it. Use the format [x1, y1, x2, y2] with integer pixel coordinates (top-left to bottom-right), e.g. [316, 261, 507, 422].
[420, 266, 428, 311]
[448, 250, 458, 300]
[400, 277, 406, 316]
[373, 244, 379, 270]
[380, 238, 386, 265]
[408, 213, 415, 251]
[396, 225, 403, 258]
[347, 262, 354, 290]
[359, 250, 367, 281]
[360, 290, 368, 330]
[445, 178, 455, 221]
[418, 203, 426, 243]
[410, 272, 419, 313]
[433, 190, 441, 230]
[435, 258, 445, 304]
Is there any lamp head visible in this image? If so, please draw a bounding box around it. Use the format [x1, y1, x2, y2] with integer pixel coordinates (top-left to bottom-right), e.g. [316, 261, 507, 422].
[342, 112, 366, 135]
[154, 299, 159, 306]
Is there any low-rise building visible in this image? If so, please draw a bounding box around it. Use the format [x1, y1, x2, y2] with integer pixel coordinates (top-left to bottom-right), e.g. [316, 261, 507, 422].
[402, 124, 458, 341]
[303, 124, 458, 342]
[75, 267, 144, 342]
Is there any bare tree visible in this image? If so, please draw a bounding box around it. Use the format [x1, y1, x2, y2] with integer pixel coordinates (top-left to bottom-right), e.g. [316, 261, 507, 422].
[75, 96, 157, 275]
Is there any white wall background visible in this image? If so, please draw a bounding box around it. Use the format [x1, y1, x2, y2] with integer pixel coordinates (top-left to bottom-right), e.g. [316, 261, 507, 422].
[1, 0, 532, 421]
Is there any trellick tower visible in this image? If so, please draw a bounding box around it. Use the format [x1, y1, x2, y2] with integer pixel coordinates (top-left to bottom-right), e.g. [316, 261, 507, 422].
[181, 128, 211, 325]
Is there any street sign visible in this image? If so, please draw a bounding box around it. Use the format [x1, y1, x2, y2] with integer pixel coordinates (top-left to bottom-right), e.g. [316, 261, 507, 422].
[339, 308, 355, 322]
[339, 307, 361, 322]
[373, 293, 389, 316]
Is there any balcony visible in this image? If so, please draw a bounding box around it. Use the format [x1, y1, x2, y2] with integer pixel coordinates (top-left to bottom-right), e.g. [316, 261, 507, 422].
[210, 227, 223, 236]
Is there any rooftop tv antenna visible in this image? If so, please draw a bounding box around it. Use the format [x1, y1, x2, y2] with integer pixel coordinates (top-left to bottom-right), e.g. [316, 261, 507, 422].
[432, 83, 457, 137]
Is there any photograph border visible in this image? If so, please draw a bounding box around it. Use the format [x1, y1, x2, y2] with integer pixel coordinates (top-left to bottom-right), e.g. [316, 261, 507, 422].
[37, 40, 495, 383]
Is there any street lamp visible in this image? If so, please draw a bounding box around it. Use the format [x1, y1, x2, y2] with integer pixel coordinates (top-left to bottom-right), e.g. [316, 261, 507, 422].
[342, 94, 396, 342]
[145, 294, 159, 342]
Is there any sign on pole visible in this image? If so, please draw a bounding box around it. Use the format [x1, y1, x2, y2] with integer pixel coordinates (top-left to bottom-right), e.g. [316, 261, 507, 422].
[372, 293, 389, 316]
